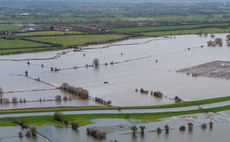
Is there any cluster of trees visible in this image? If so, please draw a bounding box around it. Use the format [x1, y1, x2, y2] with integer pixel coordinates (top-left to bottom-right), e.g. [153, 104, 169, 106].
[18, 127, 37, 138]
[86, 128, 106, 139]
[94, 97, 112, 106]
[60, 83, 89, 99]
[207, 37, 223, 46]
[0, 97, 26, 104]
[175, 96, 182, 102]
[152, 91, 163, 97]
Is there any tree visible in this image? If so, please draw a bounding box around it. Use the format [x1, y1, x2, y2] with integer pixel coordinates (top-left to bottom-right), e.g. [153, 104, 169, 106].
[30, 127, 37, 136]
[26, 130, 31, 137]
[55, 95, 61, 101]
[179, 126, 186, 131]
[209, 121, 213, 128]
[164, 125, 169, 133]
[156, 127, 162, 133]
[18, 132, 23, 138]
[201, 123, 207, 129]
[131, 125, 138, 136]
[226, 34, 230, 40]
[71, 122, 79, 131]
[53, 111, 64, 122]
[12, 97, 18, 103]
[25, 70, 28, 76]
[188, 122, 194, 130]
[0, 87, 2, 93]
[139, 126, 146, 134]
[93, 58, 100, 68]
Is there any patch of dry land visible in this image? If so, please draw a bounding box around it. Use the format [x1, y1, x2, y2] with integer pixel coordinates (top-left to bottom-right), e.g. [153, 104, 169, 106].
[177, 61, 230, 80]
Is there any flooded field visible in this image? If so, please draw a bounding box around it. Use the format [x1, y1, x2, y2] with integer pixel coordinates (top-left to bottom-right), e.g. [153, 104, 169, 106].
[1, 34, 230, 109]
[1, 111, 230, 142]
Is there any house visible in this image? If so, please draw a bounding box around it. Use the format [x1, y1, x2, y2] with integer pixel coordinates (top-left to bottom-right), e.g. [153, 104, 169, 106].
[20, 13, 29, 16]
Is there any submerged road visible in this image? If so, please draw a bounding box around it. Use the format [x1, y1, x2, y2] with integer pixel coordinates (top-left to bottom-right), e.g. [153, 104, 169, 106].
[0, 100, 230, 118]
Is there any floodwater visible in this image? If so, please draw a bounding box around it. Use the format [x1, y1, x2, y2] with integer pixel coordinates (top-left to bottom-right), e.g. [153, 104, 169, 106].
[1, 111, 230, 142]
[1, 34, 230, 109]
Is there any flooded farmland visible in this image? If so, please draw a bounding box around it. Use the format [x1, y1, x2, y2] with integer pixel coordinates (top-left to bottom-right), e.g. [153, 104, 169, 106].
[1, 34, 230, 109]
[1, 111, 230, 142]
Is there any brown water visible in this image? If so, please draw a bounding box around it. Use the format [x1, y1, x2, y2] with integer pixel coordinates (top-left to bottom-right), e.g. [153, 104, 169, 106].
[1, 34, 230, 109]
[1, 113, 229, 142]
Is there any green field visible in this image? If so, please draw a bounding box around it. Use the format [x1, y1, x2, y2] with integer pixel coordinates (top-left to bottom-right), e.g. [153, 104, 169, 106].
[112, 23, 230, 33]
[25, 35, 129, 47]
[0, 39, 50, 55]
[15, 31, 82, 37]
[0, 39, 47, 49]
[143, 27, 230, 37]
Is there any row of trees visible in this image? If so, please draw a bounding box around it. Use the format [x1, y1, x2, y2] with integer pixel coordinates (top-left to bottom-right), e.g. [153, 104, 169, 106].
[131, 122, 213, 136]
[0, 97, 26, 104]
[86, 128, 106, 139]
[94, 97, 112, 106]
[60, 83, 89, 99]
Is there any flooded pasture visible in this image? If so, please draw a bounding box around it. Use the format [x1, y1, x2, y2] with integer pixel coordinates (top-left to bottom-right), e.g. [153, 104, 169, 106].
[1, 34, 230, 109]
[1, 111, 230, 142]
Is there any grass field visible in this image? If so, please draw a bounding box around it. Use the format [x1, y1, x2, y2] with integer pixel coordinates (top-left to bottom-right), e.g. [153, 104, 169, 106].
[142, 27, 230, 37]
[24, 35, 129, 47]
[0, 39, 49, 54]
[112, 23, 230, 33]
[0, 39, 47, 49]
[15, 31, 82, 37]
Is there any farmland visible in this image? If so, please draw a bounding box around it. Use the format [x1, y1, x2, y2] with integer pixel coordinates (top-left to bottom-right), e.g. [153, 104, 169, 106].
[24, 34, 129, 47]
[112, 23, 230, 33]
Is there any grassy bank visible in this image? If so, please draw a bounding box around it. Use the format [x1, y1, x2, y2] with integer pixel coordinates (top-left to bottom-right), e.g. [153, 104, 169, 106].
[0, 96, 229, 115]
[1, 105, 230, 127]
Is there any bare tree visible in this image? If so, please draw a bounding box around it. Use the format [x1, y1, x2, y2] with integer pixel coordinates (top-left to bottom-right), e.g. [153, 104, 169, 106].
[93, 58, 100, 68]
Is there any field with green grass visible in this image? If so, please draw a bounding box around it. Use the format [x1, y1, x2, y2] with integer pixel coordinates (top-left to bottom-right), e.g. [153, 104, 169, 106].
[0, 39, 50, 55]
[113, 23, 230, 33]
[0, 39, 47, 49]
[15, 31, 82, 37]
[24, 35, 129, 47]
[142, 27, 230, 37]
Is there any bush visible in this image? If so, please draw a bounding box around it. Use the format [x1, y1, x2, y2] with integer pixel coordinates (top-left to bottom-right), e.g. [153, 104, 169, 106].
[201, 123, 207, 129]
[71, 122, 79, 130]
[179, 126, 186, 131]
[53, 112, 64, 122]
[12, 97, 18, 103]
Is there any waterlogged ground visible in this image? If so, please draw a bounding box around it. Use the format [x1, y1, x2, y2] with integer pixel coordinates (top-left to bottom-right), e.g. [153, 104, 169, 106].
[1, 111, 230, 142]
[1, 34, 230, 109]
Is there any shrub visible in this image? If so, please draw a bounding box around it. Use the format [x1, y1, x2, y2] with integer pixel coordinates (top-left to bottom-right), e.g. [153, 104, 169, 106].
[53, 112, 64, 122]
[201, 123, 207, 129]
[71, 122, 79, 130]
[179, 126, 186, 131]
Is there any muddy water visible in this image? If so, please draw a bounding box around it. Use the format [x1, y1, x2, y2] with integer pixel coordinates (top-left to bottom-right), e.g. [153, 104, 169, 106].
[1, 34, 230, 108]
[2, 113, 230, 142]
